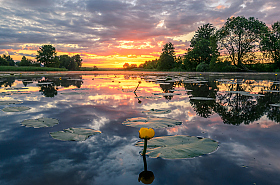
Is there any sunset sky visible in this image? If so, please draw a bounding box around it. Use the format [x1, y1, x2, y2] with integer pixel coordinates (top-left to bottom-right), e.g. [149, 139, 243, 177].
[1, 0, 280, 68]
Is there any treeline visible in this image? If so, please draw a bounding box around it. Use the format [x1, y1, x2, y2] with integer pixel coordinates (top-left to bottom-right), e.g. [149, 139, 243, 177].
[141, 16, 280, 72]
[0, 45, 83, 71]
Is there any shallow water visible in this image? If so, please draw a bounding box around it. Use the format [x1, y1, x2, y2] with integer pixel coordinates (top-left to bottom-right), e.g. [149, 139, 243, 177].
[0, 71, 280, 185]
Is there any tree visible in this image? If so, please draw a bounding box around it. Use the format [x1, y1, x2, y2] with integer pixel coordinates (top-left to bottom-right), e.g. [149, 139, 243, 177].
[184, 23, 218, 71]
[123, 63, 130, 69]
[217, 16, 267, 69]
[260, 21, 280, 69]
[18, 56, 32, 66]
[1, 54, 14, 66]
[157, 42, 176, 70]
[0, 55, 8, 66]
[72, 54, 82, 68]
[59, 54, 82, 70]
[36, 45, 60, 67]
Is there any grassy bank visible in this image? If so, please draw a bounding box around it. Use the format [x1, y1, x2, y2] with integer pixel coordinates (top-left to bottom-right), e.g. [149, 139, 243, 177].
[0, 66, 68, 71]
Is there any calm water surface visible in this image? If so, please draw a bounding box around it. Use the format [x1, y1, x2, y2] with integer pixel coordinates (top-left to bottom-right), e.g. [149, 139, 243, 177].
[0, 71, 279, 185]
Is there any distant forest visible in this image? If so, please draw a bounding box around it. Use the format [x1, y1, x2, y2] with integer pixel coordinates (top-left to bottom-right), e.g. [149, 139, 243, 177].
[0, 45, 84, 71]
[124, 16, 280, 72]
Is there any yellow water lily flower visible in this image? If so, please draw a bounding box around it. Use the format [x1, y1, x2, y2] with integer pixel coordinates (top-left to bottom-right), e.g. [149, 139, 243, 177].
[139, 128, 155, 140]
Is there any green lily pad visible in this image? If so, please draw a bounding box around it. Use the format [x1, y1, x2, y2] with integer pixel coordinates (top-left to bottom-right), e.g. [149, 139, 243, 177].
[190, 97, 215, 100]
[5, 87, 29, 90]
[225, 91, 249, 94]
[0, 100, 23, 105]
[242, 93, 265, 97]
[270, 103, 280, 107]
[134, 96, 162, 99]
[72, 88, 90, 91]
[21, 118, 59, 128]
[60, 92, 87, 95]
[135, 135, 218, 159]
[122, 117, 182, 128]
[37, 82, 53, 85]
[153, 93, 181, 96]
[142, 109, 171, 114]
[2, 106, 31, 112]
[50, 127, 101, 141]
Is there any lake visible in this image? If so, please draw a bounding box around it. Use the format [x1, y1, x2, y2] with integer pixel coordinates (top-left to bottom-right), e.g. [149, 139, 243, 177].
[0, 71, 279, 185]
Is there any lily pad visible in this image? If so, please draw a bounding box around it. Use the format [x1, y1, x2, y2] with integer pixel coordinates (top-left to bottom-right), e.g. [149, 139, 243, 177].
[190, 97, 215, 100]
[37, 82, 53, 85]
[270, 103, 280, 107]
[134, 96, 162, 99]
[122, 117, 182, 128]
[5, 87, 29, 90]
[72, 88, 90, 91]
[0, 100, 23, 105]
[2, 106, 31, 112]
[50, 127, 101, 141]
[135, 135, 218, 159]
[142, 109, 171, 114]
[153, 93, 181, 96]
[60, 92, 87, 95]
[21, 118, 59, 128]
[225, 91, 249, 94]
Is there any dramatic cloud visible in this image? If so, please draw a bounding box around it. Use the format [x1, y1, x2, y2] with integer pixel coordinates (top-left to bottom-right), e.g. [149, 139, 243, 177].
[0, 0, 280, 67]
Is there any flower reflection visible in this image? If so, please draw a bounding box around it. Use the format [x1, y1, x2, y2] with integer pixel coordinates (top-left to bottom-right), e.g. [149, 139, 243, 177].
[138, 152, 155, 184]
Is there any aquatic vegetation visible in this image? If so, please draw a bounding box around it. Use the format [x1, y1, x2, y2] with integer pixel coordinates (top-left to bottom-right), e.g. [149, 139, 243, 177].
[136, 135, 218, 159]
[142, 109, 171, 114]
[21, 118, 59, 128]
[2, 106, 31, 112]
[50, 127, 101, 141]
[190, 97, 215, 100]
[0, 100, 23, 105]
[122, 117, 182, 128]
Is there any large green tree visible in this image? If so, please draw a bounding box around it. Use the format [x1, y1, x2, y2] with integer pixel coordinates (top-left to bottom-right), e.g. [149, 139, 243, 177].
[18, 56, 32, 66]
[59, 54, 82, 70]
[260, 21, 280, 69]
[1, 54, 14, 66]
[0, 55, 8, 66]
[36, 45, 60, 67]
[157, 42, 176, 70]
[217, 16, 267, 69]
[184, 23, 218, 71]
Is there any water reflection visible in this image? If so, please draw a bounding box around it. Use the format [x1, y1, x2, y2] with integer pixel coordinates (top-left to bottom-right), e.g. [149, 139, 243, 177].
[1, 72, 280, 185]
[138, 155, 155, 184]
[1, 73, 280, 125]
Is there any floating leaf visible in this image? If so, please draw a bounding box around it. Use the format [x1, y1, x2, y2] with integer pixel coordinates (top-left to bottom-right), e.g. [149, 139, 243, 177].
[134, 96, 162, 99]
[21, 118, 59, 128]
[72, 88, 90, 91]
[270, 103, 280, 107]
[5, 87, 29, 90]
[263, 90, 280, 93]
[225, 91, 249, 94]
[37, 82, 53, 85]
[122, 117, 182, 128]
[142, 109, 171, 114]
[0, 100, 23, 105]
[135, 135, 218, 159]
[50, 127, 101, 141]
[190, 97, 215, 100]
[2, 106, 31, 112]
[242, 93, 265, 97]
[60, 92, 87, 95]
[153, 93, 181, 96]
